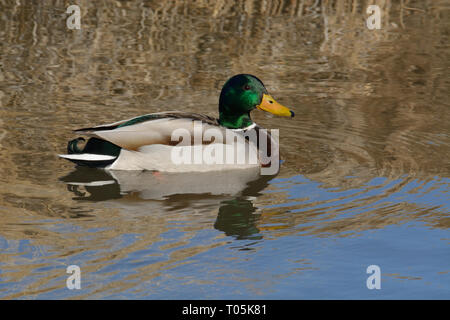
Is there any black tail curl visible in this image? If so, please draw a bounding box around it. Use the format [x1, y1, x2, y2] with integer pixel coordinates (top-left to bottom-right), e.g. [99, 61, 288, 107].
[68, 137, 86, 154]
[65, 137, 122, 168]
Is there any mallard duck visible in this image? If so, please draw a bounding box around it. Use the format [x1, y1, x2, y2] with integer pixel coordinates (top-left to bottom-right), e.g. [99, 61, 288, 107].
[59, 74, 294, 173]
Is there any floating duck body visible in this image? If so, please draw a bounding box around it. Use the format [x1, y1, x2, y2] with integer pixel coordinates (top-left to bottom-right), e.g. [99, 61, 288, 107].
[59, 74, 294, 173]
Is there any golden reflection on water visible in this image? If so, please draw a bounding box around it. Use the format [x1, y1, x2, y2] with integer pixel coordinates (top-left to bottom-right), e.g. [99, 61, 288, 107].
[0, 0, 449, 298]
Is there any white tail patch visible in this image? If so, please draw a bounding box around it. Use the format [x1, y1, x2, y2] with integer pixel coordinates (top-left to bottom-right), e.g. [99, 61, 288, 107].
[59, 154, 117, 161]
[64, 180, 116, 186]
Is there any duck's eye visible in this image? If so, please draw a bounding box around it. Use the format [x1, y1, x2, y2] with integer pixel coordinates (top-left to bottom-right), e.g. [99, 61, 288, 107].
[243, 84, 251, 90]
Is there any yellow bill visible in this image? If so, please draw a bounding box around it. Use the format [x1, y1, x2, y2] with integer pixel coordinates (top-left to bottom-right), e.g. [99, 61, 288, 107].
[256, 94, 294, 117]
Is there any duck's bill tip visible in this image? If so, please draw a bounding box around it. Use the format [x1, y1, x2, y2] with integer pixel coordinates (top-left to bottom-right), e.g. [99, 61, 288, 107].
[257, 94, 294, 117]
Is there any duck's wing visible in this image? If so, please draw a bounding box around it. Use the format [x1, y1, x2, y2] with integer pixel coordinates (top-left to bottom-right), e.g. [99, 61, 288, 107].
[74, 111, 223, 151]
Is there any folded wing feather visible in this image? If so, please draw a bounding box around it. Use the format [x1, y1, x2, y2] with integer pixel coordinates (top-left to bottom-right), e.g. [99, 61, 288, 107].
[74, 112, 231, 151]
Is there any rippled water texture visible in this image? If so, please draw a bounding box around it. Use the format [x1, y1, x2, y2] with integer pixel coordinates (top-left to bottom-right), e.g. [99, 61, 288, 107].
[0, 0, 449, 299]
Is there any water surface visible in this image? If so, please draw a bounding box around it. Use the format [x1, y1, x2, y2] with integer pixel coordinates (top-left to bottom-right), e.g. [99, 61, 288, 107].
[0, 0, 449, 299]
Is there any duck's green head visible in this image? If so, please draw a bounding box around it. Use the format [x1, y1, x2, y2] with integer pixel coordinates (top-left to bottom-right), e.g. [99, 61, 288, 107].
[218, 74, 294, 129]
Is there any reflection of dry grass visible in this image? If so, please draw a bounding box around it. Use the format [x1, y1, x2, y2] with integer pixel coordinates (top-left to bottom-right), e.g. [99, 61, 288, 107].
[0, 0, 447, 199]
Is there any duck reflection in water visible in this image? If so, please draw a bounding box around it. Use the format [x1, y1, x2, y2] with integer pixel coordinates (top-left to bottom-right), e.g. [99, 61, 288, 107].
[60, 167, 274, 240]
